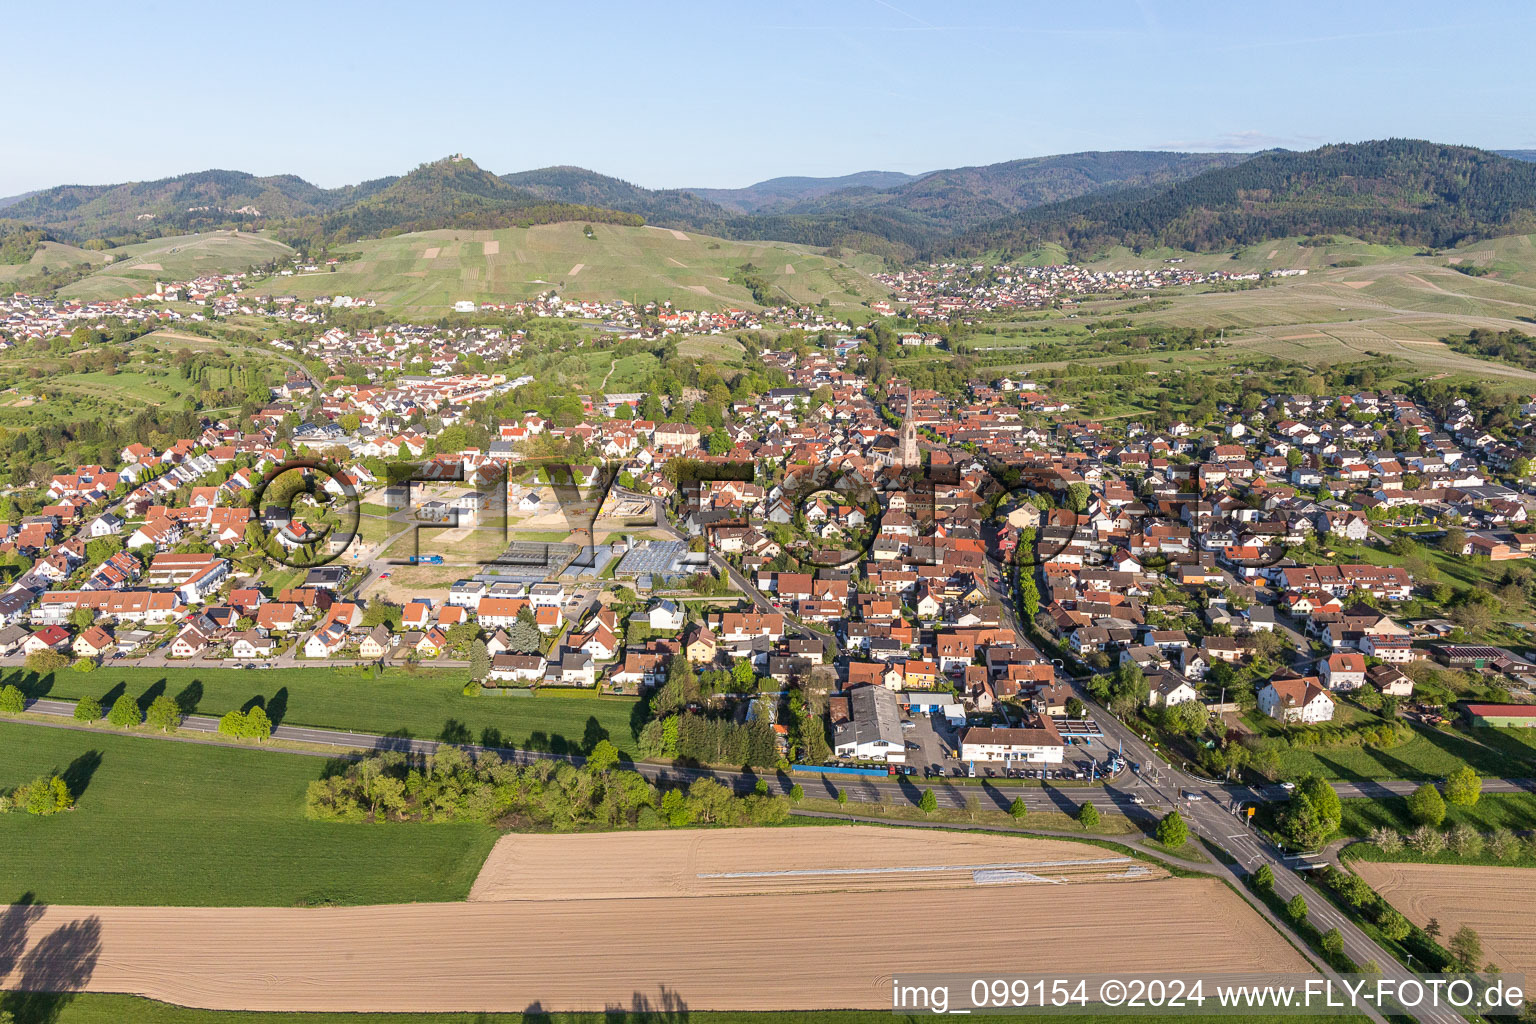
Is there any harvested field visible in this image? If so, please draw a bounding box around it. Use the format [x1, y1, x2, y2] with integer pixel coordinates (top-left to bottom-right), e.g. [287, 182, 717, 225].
[8, 877, 1301, 1013]
[483, 240, 499, 255]
[1353, 861, 1536, 975]
[469, 826, 1162, 900]
[0, 828, 1306, 1013]
[422, 247, 440, 259]
[567, 263, 584, 277]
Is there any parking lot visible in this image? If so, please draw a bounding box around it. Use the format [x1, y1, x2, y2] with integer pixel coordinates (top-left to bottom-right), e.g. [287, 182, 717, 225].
[903, 708, 1121, 782]
[901, 710, 959, 778]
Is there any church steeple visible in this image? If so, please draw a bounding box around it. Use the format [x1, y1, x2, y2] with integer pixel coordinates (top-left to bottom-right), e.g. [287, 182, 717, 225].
[900, 389, 919, 466]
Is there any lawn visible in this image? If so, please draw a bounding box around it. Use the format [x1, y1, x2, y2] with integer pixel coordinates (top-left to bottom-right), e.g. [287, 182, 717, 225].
[0, 721, 496, 906]
[10, 666, 644, 756]
[1273, 720, 1536, 781]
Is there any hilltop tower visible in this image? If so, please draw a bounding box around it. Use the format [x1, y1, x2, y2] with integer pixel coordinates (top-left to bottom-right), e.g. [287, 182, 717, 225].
[900, 390, 920, 467]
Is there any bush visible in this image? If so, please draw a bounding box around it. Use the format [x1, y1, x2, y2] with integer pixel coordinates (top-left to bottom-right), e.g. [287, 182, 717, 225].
[72, 696, 102, 722]
[24, 649, 68, 674]
[0, 684, 24, 715]
[1368, 825, 1403, 854]
[3, 774, 73, 816]
[1448, 823, 1483, 858]
[1408, 823, 1445, 855]
[1406, 782, 1446, 826]
[1488, 828, 1518, 861]
[106, 694, 141, 728]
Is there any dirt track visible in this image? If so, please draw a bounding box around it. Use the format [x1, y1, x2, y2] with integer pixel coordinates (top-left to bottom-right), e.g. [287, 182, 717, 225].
[3, 828, 1306, 1012]
[1354, 861, 1536, 975]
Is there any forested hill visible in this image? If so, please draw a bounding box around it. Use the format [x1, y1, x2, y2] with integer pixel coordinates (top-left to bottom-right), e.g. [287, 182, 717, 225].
[774, 150, 1251, 234]
[499, 166, 727, 231]
[276, 157, 643, 248]
[687, 170, 920, 213]
[941, 140, 1536, 256]
[2, 169, 396, 241]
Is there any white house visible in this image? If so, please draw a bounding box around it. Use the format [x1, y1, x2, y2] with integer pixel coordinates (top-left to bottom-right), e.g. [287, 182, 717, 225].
[1258, 677, 1335, 724]
[959, 722, 1066, 765]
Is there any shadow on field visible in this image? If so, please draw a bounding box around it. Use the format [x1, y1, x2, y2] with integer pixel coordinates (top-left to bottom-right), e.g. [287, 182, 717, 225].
[520, 986, 691, 1023]
[0, 893, 103, 1024]
[173, 680, 203, 716]
[59, 751, 102, 803]
[134, 680, 166, 717]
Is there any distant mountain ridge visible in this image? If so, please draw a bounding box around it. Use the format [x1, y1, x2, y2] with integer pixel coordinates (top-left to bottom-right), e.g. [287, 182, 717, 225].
[687, 171, 921, 213]
[9, 141, 1536, 260]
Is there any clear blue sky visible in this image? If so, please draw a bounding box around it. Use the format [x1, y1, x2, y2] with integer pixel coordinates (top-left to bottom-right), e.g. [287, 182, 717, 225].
[6, 0, 1534, 196]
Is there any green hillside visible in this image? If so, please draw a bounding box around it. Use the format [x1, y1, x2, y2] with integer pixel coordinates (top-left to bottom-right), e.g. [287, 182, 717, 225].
[54, 231, 295, 301]
[246, 221, 888, 313]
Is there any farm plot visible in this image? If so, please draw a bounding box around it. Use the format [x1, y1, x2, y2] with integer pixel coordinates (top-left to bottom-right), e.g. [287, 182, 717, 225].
[468, 825, 1164, 901]
[9, 828, 1305, 1013]
[1353, 861, 1536, 975]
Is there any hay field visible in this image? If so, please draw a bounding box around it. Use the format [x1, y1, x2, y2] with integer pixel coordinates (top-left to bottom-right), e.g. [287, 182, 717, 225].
[7, 827, 1305, 1013]
[1352, 861, 1536, 975]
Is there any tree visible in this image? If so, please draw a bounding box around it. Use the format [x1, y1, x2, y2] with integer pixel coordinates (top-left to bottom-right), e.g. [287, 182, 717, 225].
[1008, 797, 1027, 821]
[1064, 696, 1085, 719]
[919, 788, 937, 814]
[1407, 782, 1447, 826]
[68, 606, 96, 631]
[789, 783, 804, 802]
[835, 789, 848, 808]
[1320, 927, 1345, 958]
[1448, 925, 1484, 971]
[1444, 765, 1482, 807]
[1286, 893, 1309, 924]
[468, 639, 491, 680]
[1377, 908, 1411, 942]
[1440, 526, 1467, 555]
[1019, 577, 1040, 619]
[1252, 863, 1275, 893]
[730, 658, 757, 690]
[1165, 699, 1210, 735]
[146, 694, 182, 732]
[0, 684, 23, 715]
[1157, 810, 1189, 849]
[246, 704, 272, 741]
[586, 738, 619, 774]
[106, 694, 141, 727]
[1078, 801, 1100, 829]
[217, 709, 248, 738]
[73, 695, 102, 722]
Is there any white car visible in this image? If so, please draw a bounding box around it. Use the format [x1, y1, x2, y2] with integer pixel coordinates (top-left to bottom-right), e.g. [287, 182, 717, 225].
[1130, 794, 1146, 806]
[900, 720, 916, 730]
